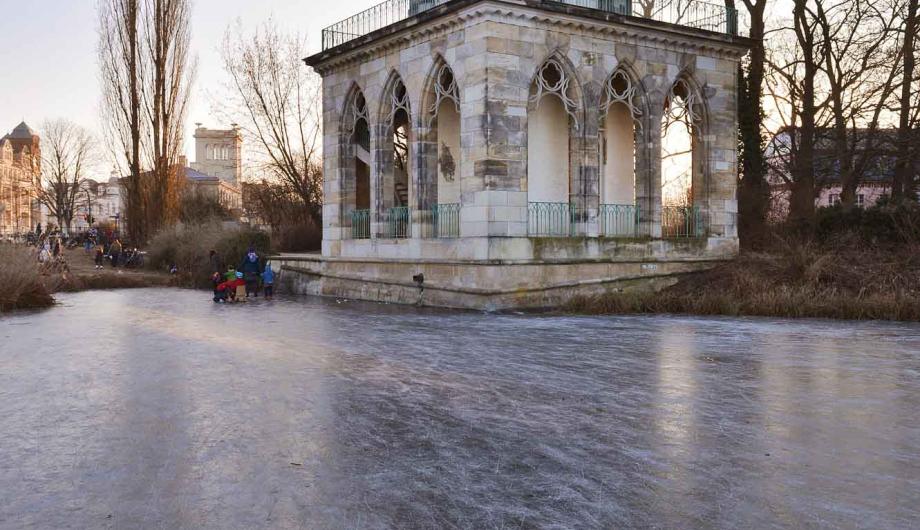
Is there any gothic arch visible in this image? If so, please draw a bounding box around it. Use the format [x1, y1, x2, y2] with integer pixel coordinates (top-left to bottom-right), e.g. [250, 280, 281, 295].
[528, 51, 584, 129]
[526, 51, 584, 233]
[417, 56, 462, 228]
[340, 83, 372, 238]
[598, 63, 650, 235]
[376, 71, 413, 238]
[660, 71, 709, 237]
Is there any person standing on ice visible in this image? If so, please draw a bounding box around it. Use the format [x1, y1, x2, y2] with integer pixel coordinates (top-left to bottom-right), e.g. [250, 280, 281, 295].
[239, 247, 262, 297]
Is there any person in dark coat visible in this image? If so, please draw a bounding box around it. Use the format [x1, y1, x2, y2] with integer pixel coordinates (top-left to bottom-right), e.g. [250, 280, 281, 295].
[239, 247, 262, 297]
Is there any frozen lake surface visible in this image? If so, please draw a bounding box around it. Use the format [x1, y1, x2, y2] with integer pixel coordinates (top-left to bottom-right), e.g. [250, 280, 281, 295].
[1, 289, 919, 529]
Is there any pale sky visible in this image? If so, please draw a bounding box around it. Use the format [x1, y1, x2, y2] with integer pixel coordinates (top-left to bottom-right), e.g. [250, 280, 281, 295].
[0, 0, 369, 176]
[0, 0, 793, 179]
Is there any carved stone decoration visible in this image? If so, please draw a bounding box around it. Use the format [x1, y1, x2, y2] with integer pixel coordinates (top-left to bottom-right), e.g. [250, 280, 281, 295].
[344, 90, 368, 136]
[439, 142, 456, 182]
[602, 69, 644, 130]
[663, 77, 703, 136]
[388, 78, 411, 125]
[530, 58, 580, 129]
[428, 62, 460, 126]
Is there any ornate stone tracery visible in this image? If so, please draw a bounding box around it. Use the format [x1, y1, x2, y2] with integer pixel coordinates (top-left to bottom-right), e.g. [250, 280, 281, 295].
[530, 57, 580, 128]
[388, 77, 412, 125]
[663, 77, 703, 135]
[602, 69, 644, 129]
[428, 62, 460, 123]
[343, 89, 368, 136]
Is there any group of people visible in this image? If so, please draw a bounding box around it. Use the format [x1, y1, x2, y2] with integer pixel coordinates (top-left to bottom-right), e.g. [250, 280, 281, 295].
[211, 247, 275, 303]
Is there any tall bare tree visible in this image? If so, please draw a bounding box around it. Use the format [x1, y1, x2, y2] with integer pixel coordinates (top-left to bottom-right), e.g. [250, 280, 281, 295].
[99, 0, 143, 242]
[814, 0, 903, 206]
[36, 120, 99, 234]
[893, 0, 919, 199]
[737, 0, 770, 244]
[142, 0, 195, 236]
[98, 0, 194, 243]
[219, 21, 323, 222]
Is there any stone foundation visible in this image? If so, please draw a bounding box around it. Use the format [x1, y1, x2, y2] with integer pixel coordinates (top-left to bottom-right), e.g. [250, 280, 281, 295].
[273, 237, 733, 310]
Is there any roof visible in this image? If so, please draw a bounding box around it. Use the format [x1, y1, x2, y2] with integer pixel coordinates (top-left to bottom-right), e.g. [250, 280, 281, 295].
[9, 122, 36, 139]
[184, 167, 220, 182]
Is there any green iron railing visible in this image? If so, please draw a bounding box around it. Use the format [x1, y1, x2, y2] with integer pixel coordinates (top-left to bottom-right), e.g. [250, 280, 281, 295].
[350, 209, 371, 239]
[419, 203, 461, 238]
[528, 202, 575, 237]
[662, 206, 704, 238]
[599, 204, 640, 238]
[383, 206, 411, 239]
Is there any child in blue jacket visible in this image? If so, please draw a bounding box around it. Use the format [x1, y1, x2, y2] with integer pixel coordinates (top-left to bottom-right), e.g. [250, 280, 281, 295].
[262, 265, 275, 300]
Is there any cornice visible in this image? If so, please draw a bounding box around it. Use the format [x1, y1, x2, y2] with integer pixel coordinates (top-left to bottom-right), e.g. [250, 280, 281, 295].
[308, 1, 751, 76]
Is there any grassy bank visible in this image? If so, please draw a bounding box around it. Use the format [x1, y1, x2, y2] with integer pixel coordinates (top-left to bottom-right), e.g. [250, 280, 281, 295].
[0, 245, 55, 312]
[1, 245, 177, 314]
[568, 241, 920, 321]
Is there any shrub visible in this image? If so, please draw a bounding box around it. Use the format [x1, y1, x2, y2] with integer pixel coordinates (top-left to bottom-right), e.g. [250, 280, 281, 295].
[146, 222, 271, 288]
[815, 199, 920, 245]
[275, 218, 321, 252]
[0, 244, 54, 312]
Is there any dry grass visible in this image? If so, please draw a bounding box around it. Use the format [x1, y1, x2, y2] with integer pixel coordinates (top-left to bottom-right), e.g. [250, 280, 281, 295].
[569, 241, 920, 322]
[0, 245, 54, 312]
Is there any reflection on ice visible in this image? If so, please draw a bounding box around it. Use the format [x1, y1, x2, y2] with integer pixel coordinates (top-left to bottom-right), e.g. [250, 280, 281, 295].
[1, 289, 919, 529]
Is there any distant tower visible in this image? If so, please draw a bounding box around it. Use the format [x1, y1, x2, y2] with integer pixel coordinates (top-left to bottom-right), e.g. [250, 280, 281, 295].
[191, 125, 242, 185]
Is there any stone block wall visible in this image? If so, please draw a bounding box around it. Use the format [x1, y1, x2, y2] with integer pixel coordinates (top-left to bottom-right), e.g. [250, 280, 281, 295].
[309, 0, 748, 261]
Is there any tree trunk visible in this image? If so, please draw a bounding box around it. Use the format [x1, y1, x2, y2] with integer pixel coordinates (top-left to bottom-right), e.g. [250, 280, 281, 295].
[894, 0, 918, 200]
[790, 0, 818, 226]
[738, 0, 769, 245]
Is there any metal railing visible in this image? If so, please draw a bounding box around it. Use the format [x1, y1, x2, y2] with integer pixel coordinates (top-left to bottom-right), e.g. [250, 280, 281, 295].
[321, 0, 739, 50]
[599, 204, 640, 238]
[661, 205, 704, 238]
[528, 202, 575, 237]
[350, 209, 372, 239]
[382, 206, 411, 238]
[419, 203, 461, 238]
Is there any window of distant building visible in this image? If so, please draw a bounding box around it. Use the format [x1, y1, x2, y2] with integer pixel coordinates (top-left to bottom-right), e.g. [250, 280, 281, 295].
[829, 193, 841, 206]
[857, 194, 866, 207]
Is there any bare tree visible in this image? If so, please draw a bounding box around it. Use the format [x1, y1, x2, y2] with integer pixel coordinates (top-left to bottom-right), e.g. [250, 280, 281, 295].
[893, 0, 919, 199]
[36, 120, 99, 234]
[98, 0, 194, 244]
[98, 0, 143, 242]
[141, 0, 195, 235]
[219, 21, 323, 222]
[814, 0, 903, 206]
[737, 0, 770, 244]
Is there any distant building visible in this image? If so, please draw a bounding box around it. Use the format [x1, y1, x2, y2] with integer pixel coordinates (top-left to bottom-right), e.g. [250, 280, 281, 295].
[185, 125, 243, 213]
[0, 122, 41, 235]
[767, 128, 920, 219]
[72, 173, 124, 232]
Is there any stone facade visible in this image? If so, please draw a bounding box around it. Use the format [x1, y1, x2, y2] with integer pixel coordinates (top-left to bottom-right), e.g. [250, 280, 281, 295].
[0, 122, 41, 236]
[187, 126, 243, 213]
[298, 0, 749, 308]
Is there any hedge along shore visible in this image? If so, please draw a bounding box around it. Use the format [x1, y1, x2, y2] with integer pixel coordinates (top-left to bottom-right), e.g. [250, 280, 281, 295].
[566, 242, 920, 322]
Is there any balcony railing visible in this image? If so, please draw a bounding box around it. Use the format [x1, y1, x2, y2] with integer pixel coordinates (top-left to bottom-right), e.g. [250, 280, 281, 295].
[662, 205, 704, 238]
[528, 202, 575, 237]
[350, 209, 371, 239]
[418, 203, 461, 238]
[599, 204, 640, 238]
[382, 206, 411, 238]
[321, 0, 739, 50]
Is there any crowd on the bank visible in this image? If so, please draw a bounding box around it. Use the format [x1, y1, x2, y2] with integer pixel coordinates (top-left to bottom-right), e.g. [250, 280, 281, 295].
[210, 247, 275, 303]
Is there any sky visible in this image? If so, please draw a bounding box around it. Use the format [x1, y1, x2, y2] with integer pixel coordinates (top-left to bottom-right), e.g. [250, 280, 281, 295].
[0, 0, 796, 179]
[0, 0, 369, 176]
